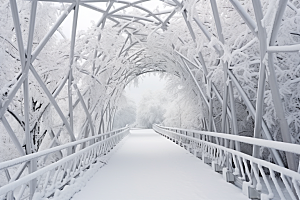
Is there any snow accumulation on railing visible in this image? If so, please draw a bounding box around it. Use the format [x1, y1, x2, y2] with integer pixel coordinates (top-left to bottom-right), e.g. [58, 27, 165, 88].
[153, 124, 300, 200]
[0, 126, 129, 200]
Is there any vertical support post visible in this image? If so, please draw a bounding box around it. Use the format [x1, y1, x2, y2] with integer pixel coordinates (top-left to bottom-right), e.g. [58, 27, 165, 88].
[228, 81, 240, 151]
[107, 108, 112, 132]
[221, 83, 229, 134]
[267, 0, 297, 172]
[210, 0, 224, 43]
[105, 103, 110, 132]
[68, 1, 80, 146]
[110, 106, 116, 131]
[109, 106, 116, 131]
[103, 107, 108, 133]
[26, 2, 38, 197]
[251, 0, 267, 159]
[225, 118, 230, 148]
[25, 0, 38, 151]
[9, 0, 27, 152]
[208, 79, 213, 133]
[251, 0, 269, 189]
[10, 0, 37, 199]
[202, 119, 207, 131]
[210, 0, 239, 153]
[98, 109, 104, 135]
[69, 5, 79, 154]
[210, 0, 229, 132]
[220, 85, 228, 146]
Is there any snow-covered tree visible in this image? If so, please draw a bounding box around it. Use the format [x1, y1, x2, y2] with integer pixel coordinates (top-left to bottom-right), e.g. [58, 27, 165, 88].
[113, 94, 136, 129]
[136, 91, 169, 128]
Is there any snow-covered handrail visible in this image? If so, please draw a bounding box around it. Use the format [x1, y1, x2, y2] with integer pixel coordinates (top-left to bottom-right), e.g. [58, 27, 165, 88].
[153, 124, 300, 200]
[0, 126, 128, 170]
[155, 125, 300, 154]
[0, 127, 130, 199]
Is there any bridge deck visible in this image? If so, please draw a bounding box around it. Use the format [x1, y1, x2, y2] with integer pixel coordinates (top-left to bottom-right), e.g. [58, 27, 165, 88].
[71, 129, 248, 200]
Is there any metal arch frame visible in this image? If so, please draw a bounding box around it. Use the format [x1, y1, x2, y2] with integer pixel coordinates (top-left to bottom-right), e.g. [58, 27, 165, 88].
[0, 1, 294, 159]
[1, 1, 296, 150]
[186, 0, 292, 169]
[131, 0, 297, 171]
[1, 0, 300, 199]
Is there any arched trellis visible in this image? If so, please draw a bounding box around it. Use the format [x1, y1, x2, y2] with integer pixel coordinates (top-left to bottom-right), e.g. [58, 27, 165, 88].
[1, 0, 300, 198]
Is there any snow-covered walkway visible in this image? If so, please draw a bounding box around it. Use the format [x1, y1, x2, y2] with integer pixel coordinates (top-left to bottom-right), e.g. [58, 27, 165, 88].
[71, 129, 248, 200]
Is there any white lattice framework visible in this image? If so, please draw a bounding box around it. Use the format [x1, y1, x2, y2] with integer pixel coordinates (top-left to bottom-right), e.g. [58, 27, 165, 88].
[1, 0, 300, 199]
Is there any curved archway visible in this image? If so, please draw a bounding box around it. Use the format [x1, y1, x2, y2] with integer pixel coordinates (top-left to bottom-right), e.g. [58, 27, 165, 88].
[1, 0, 300, 189]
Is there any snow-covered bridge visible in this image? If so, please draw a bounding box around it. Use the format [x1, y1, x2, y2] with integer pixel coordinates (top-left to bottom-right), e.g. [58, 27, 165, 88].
[1, 0, 300, 199]
[71, 129, 248, 200]
[1, 126, 300, 199]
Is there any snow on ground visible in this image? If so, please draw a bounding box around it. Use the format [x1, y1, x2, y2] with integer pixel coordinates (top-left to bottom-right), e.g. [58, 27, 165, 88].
[71, 129, 248, 200]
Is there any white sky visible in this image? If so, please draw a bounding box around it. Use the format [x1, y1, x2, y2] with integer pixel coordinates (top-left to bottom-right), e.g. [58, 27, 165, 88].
[124, 74, 167, 105]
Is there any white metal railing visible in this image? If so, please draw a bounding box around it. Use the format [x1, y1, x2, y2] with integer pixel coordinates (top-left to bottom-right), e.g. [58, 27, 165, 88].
[153, 124, 300, 200]
[0, 127, 129, 200]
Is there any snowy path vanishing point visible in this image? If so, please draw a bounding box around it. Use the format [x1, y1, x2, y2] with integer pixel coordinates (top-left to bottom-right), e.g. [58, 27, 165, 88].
[71, 129, 248, 200]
